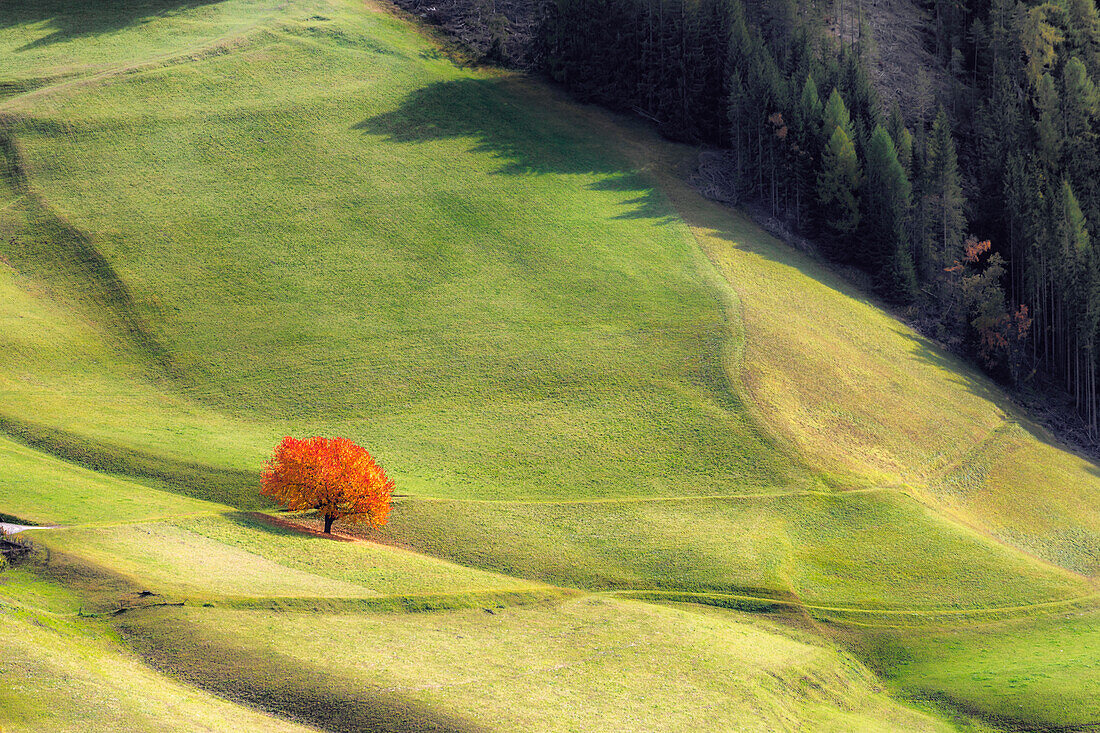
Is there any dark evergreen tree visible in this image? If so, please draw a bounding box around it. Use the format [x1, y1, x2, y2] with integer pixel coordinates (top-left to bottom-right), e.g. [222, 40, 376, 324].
[822, 87, 855, 142]
[924, 107, 966, 269]
[861, 124, 917, 301]
[886, 102, 913, 175]
[817, 125, 861, 247]
[1062, 57, 1100, 225]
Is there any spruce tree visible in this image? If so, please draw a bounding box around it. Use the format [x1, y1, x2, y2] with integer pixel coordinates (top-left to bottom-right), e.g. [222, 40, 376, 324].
[795, 74, 824, 228]
[1062, 57, 1100, 223]
[886, 102, 913, 175]
[1035, 72, 1063, 173]
[1064, 0, 1100, 78]
[862, 125, 917, 301]
[839, 44, 880, 141]
[822, 87, 855, 142]
[1057, 180, 1094, 408]
[925, 107, 966, 268]
[1060, 179, 1090, 254]
[799, 74, 823, 135]
[817, 125, 861, 247]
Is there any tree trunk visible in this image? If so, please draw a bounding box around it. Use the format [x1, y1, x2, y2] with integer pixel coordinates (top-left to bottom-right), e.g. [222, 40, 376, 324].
[324, 514, 335, 534]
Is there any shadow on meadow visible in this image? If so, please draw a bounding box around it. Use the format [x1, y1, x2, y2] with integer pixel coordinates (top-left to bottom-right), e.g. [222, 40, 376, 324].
[117, 609, 489, 733]
[355, 78, 678, 223]
[3, 0, 225, 51]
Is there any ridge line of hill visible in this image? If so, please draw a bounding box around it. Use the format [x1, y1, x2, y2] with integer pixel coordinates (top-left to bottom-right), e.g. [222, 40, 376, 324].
[403, 486, 894, 504]
[607, 589, 1100, 623]
[6, 567, 1092, 626]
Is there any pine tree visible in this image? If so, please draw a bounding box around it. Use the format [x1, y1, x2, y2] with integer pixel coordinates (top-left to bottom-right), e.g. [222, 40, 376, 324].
[799, 74, 823, 135]
[1035, 72, 1063, 174]
[794, 74, 824, 228]
[1062, 57, 1100, 223]
[1064, 0, 1100, 79]
[839, 44, 880, 141]
[974, 43, 1024, 271]
[1057, 180, 1094, 411]
[1017, 4, 1065, 88]
[886, 102, 913, 175]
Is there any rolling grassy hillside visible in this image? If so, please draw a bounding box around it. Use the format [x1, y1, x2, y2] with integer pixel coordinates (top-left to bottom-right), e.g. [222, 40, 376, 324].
[115, 599, 959, 733]
[0, 0, 810, 503]
[0, 0, 1096, 731]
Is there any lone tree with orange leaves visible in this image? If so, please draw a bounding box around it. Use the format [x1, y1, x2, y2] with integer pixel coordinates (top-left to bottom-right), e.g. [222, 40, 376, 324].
[260, 436, 394, 534]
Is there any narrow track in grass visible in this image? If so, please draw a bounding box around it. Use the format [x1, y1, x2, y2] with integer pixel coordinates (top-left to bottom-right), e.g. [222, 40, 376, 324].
[193, 513, 1100, 626]
[606, 589, 1100, 627]
[0, 5, 286, 113]
[4, 575, 1094, 628]
[406, 486, 898, 504]
[0, 587, 575, 619]
[60, 510, 234, 530]
[17, 507, 1096, 626]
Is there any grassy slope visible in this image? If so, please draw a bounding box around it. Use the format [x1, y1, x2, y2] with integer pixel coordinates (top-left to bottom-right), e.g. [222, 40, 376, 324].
[0, 434, 225, 525]
[670, 190, 1100, 576]
[0, 0, 1096, 730]
[369, 492, 1087, 611]
[858, 611, 1100, 729]
[0, 0, 290, 93]
[38, 513, 547, 600]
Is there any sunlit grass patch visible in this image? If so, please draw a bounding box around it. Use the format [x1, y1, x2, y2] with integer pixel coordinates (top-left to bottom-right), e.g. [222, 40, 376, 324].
[0, 605, 312, 732]
[0, 435, 226, 525]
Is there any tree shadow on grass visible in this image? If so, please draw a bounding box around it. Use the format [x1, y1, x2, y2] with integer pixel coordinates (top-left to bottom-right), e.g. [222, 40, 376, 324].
[3, 0, 225, 51]
[587, 173, 678, 223]
[893, 328, 1012, 408]
[355, 78, 677, 222]
[117, 609, 490, 733]
[225, 510, 363, 543]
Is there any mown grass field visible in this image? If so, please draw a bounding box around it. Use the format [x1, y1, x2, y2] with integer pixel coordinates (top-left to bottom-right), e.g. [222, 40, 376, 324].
[0, 0, 1097, 730]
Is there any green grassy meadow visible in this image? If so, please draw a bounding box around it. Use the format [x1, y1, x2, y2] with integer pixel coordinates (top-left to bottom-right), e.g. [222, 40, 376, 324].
[0, 0, 1097, 730]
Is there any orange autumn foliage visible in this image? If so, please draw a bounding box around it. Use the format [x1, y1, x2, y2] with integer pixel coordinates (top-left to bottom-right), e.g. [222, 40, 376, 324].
[260, 436, 394, 534]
